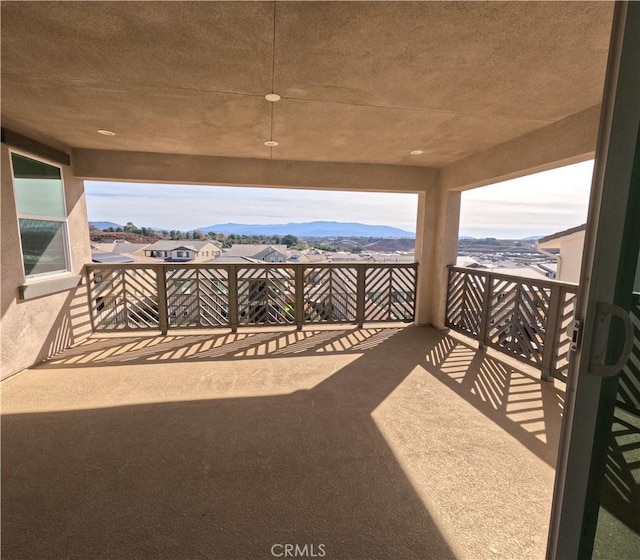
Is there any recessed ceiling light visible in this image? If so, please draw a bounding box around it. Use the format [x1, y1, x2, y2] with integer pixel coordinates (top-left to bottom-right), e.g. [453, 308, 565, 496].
[264, 140, 279, 147]
[97, 129, 116, 136]
[265, 93, 281, 102]
[410, 149, 424, 155]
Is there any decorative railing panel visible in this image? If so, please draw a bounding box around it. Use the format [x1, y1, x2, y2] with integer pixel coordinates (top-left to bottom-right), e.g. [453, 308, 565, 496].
[165, 267, 229, 328]
[487, 277, 551, 367]
[88, 267, 160, 330]
[303, 266, 358, 323]
[445, 269, 486, 337]
[446, 266, 578, 381]
[86, 262, 417, 333]
[364, 265, 416, 322]
[237, 266, 295, 326]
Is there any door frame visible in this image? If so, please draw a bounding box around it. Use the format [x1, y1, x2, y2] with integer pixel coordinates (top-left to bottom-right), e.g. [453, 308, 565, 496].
[547, 3, 640, 559]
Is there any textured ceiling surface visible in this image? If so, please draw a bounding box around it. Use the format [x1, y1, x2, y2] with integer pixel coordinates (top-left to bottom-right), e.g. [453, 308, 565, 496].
[1, 1, 613, 167]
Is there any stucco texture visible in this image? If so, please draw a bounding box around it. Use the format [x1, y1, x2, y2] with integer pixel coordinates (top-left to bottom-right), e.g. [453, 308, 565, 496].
[0, 143, 92, 378]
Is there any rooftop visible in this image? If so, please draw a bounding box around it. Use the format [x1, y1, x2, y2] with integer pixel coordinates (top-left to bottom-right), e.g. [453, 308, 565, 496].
[145, 240, 216, 251]
[90, 252, 135, 264]
[91, 242, 150, 254]
[537, 223, 587, 245]
[225, 244, 288, 257]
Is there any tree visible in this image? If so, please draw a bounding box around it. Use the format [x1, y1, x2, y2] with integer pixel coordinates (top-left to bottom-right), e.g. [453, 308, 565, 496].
[281, 234, 298, 247]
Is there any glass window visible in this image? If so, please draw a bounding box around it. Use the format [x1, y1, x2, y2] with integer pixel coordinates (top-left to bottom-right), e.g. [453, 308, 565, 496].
[12, 153, 65, 217]
[10, 152, 70, 279]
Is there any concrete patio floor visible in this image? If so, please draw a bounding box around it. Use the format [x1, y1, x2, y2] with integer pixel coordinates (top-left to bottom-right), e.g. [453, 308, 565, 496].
[1, 325, 564, 560]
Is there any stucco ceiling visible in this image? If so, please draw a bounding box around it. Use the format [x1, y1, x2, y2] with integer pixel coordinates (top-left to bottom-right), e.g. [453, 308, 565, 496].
[1, 1, 614, 168]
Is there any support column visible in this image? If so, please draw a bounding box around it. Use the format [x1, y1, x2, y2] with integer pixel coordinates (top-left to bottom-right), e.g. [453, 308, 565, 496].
[414, 187, 461, 328]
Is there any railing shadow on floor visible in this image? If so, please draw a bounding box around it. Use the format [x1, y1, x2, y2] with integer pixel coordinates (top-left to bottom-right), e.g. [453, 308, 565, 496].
[422, 332, 564, 468]
[2, 326, 456, 560]
[38, 325, 564, 469]
[2, 325, 563, 559]
[38, 326, 405, 368]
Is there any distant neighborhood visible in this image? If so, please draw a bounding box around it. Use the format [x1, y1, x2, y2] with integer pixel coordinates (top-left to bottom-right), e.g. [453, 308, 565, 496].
[89, 220, 584, 282]
[89, 221, 417, 265]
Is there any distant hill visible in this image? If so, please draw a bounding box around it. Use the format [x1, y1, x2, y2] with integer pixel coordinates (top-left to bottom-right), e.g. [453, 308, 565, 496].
[89, 221, 124, 230]
[521, 235, 544, 241]
[363, 238, 415, 252]
[197, 221, 415, 238]
[90, 231, 157, 244]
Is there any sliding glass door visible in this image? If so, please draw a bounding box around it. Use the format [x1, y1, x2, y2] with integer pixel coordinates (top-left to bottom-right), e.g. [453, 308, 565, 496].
[548, 3, 640, 559]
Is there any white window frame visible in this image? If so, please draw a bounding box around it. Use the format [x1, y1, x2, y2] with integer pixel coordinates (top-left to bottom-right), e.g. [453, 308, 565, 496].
[9, 148, 73, 282]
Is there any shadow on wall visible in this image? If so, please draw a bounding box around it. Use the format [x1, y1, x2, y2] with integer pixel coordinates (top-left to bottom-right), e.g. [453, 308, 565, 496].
[35, 282, 93, 364]
[1, 282, 93, 380]
[1, 141, 92, 378]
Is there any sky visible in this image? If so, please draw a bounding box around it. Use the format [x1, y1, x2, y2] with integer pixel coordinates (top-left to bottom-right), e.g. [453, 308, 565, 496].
[84, 183, 420, 232]
[84, 159, 594, 238]
[459, 160, 594, 238]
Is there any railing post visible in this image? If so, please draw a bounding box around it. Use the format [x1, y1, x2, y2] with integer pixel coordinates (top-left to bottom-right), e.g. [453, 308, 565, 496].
[156, 265, 169, 336]
[541, 284, 563, 382]
[478, 271, 492, 349]
[228, 265, 239, 333]
[295, 265, 304, 331]
[356, 264, 366, 328]
[412, 263, 418, 322]
[84, 265, 97, 333]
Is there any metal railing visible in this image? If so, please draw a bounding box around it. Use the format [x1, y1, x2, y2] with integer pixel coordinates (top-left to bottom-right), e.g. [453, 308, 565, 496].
[85, 262, 418, 334]
[445, 266, 578, 381]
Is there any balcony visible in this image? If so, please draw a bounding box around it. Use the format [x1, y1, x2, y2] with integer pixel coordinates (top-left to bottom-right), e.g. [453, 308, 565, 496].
[1, 262, 575, 559]
[2, 323, 564, 559]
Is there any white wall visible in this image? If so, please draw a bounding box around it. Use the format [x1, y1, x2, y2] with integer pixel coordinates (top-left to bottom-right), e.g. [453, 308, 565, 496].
[557, 235, 585, 284]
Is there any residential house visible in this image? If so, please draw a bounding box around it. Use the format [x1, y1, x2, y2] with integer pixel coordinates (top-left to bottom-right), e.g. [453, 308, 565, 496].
[143, 240, 221, 262]
[91, 241, 156, 264]
[537, 224, 586, 283]
[223, 244, 288, 263]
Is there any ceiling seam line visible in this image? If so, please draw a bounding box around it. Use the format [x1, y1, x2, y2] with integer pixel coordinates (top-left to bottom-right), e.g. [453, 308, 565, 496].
[270, 103, 274, 161]
[271, 0, 276, 161]
[277, 96, 558, 123]
[2, 72, 558, 123]
[0, 73, 271, 100]
[271, 1, 277, 93]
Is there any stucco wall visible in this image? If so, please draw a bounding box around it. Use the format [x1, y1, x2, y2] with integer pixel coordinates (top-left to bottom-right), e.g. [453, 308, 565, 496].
[556, 235, 585, 284]
[1, 143, 92, 379]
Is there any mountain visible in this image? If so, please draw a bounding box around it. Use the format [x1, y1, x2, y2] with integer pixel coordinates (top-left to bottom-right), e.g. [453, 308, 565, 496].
[521, 235, 545, 241]
[196, 221, 415, 238]
[89, 221, 124, 230]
